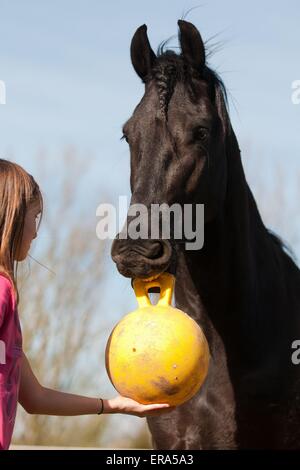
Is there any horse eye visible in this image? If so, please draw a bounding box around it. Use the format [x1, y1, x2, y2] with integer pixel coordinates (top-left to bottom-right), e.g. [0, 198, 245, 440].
[195, 127, 209, 142]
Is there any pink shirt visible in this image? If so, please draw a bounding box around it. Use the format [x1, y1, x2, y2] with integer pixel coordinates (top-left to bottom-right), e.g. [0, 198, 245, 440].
[0, 275, 22, 450]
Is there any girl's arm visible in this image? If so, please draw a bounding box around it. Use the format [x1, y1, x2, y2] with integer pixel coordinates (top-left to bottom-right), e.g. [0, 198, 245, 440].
[18, 353, 172, 418]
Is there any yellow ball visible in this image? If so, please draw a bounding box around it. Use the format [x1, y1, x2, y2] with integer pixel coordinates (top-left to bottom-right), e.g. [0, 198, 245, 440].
[105, 273, 210, 406]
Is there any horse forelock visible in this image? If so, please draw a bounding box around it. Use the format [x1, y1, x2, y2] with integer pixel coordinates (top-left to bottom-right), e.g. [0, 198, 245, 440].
[146, 50, 230, 136]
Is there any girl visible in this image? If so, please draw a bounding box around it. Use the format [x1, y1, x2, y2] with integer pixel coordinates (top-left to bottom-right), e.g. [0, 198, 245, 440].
[0, 159, 172, 450]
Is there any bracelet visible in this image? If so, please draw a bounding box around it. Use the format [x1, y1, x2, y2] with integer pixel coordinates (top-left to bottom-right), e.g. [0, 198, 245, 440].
[97, 398, 104, 415]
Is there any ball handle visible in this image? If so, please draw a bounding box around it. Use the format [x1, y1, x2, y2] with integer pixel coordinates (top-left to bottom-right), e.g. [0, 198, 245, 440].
[133, 273, 175, 308]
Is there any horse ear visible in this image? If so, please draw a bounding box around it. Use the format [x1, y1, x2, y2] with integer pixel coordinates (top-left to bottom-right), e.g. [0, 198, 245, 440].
[178, 20, 205, 71]
[130, 24, 157, 81]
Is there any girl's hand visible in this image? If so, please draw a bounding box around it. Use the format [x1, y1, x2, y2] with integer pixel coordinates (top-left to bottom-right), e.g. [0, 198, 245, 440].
[107, 395, 175, 417]
[20, 353, 174, 418]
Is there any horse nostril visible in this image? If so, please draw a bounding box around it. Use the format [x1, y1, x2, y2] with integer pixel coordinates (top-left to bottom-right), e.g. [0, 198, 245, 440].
[147, 241, 164, 260]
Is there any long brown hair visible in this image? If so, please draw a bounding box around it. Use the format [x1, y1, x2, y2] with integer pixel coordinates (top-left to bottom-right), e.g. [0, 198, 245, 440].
[0, 159, 43, 304]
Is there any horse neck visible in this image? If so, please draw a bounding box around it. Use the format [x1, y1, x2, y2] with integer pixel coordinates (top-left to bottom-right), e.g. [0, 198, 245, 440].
[174, 127, 279, 358]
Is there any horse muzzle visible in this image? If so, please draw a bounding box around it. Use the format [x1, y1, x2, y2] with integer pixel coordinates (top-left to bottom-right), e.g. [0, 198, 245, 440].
[111, 237, 173, 280]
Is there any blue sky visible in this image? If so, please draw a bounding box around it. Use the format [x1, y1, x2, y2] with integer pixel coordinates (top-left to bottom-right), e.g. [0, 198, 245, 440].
[0, 0, 299, 316]
[2, 0, 299, 444]
[0, 0, 299, 188]
[0, 1, 299, 305]
[1, 0, 300, 299]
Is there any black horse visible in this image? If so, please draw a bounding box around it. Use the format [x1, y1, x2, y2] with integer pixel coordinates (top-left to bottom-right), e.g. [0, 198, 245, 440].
[111, 20, 300, 449]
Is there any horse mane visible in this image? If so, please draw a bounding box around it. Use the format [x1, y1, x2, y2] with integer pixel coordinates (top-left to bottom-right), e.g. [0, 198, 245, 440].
[147, 45, 297, 269]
